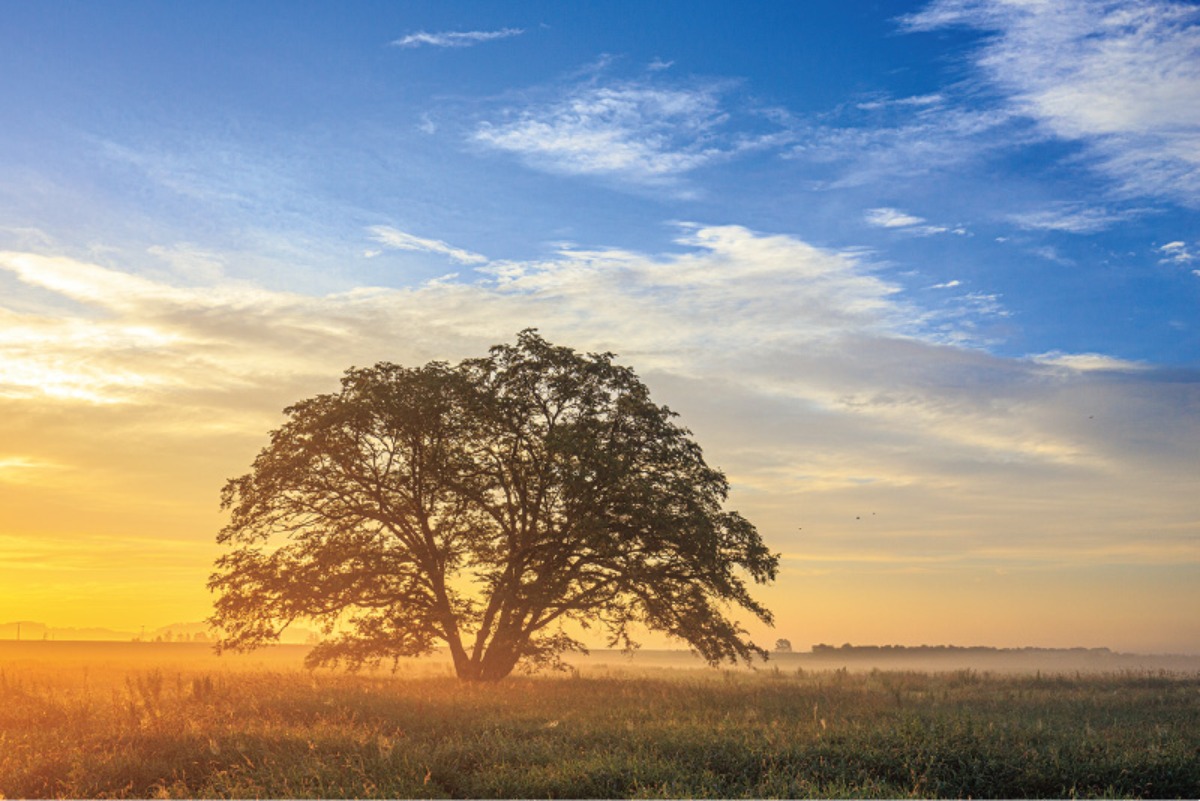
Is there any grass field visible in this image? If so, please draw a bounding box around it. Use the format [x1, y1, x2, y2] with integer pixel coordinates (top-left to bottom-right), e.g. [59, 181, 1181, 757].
[1, 642, 1198, 798]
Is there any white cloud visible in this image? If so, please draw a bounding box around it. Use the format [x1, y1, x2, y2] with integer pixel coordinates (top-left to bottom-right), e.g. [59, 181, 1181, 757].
[930, 280, 962, 289]
[368, 226, 488, 265]
[0, 227, 971, 409]
[1009, 203, 1143, 233]
[1029, 351, 1146, 372]
[474, 82, 781, 188]
[866, 208, 926, 228]
[1157, 240, 1196, 265]
[0, 251, 182, 313]
[865, 207, 954, 236]
[855, 93, 944, 111]
[903, 0, 1200, 206]
[391, 28, 523, 49]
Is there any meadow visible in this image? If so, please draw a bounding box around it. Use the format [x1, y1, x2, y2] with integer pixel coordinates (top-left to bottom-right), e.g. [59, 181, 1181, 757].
[0, 642, 1197, 799]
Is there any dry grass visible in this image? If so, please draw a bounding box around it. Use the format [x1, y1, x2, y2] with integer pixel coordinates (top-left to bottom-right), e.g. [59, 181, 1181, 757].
[0, 642, 1198, 798]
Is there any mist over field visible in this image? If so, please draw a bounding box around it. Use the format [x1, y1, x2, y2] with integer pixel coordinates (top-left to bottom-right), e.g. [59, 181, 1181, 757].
[574, 647, 1200, 677]
[2, 641, 1198, 798]
[6, 640, 1198, 677]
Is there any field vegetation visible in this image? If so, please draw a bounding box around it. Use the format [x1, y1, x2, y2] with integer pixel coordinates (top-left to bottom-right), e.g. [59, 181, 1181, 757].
[1, 642, 1197, 798]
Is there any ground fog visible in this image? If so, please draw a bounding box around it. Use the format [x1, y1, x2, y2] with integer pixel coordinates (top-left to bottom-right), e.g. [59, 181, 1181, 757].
[1, 642, 1197, 798]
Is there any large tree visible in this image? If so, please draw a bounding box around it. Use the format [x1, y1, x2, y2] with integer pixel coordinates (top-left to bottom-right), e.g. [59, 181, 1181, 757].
[210, 331, 778, 681]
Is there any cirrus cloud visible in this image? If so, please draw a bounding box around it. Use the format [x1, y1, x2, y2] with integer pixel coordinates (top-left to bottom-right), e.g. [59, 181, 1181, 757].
[474, 81, 787, 190]
[1008, 202, 1146, 234]
[902, 0, 1200, 206]
[391, 28, 524, 49]
[368, 226, 488, 265]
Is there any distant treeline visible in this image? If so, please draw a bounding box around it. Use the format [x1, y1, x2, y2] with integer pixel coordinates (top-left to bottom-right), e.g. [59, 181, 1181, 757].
[810, 644, 1114, 655]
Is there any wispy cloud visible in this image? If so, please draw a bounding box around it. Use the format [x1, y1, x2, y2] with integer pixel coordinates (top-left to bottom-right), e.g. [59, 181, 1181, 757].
[368, 226, 488, 265]
[1029, 351, 1146, 372]
[866, 208, 926, 228]
[1008, 203, 1144, 234]
[147, 243, 226, 282]
[391, 28, 524, 49]
[855, 93, 944, 111]
[902, 0, 1200, 206]
[789, 102, 1026, 187]
[474, 81, 783, 189]
[0, 455, 65, 485]
[865, 207, 964, 236]
[1031, 245, 1074, 266]
[1157, 240, 1196, 265]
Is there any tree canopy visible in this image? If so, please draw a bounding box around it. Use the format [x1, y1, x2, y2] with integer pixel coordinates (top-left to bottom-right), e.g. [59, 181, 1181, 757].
[209, 331, 778, 681]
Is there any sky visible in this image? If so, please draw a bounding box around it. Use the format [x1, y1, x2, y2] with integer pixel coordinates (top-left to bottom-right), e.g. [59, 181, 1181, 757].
[0, 0, 1197, 654]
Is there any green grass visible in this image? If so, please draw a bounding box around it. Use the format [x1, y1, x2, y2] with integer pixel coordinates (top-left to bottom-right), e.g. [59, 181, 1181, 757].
[0, 648, 1198, 798]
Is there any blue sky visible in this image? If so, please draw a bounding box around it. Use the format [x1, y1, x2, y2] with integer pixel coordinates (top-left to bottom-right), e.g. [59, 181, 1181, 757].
[3, 1, 1197, 359]
[0, 1, 1197, 651]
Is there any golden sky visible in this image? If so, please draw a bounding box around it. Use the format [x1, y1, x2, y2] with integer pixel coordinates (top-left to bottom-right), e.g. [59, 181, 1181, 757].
[1, 242, 1196, 653]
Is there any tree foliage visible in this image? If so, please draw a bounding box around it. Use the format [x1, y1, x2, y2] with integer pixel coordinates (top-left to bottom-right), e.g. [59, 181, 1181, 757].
[209, 331, 778, 681]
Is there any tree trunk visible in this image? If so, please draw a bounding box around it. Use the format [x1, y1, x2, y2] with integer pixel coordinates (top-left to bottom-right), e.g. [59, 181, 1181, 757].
[479, 649, 520, 681]
[452, 635, 521, 681]
[453, 658, 484, 681]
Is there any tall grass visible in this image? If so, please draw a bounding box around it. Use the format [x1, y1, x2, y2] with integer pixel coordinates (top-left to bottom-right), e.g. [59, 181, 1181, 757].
[0, 645, 1197, 798]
